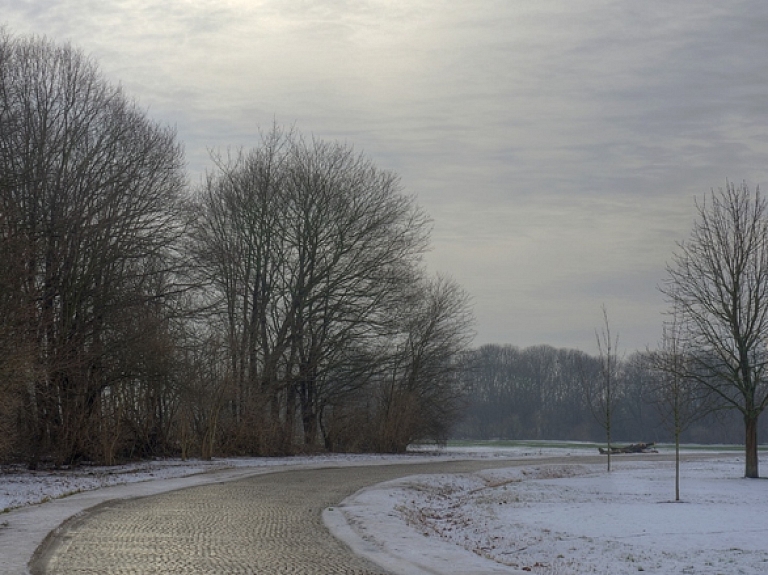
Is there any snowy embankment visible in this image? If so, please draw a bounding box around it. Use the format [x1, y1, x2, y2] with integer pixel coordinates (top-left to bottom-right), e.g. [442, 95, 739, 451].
[336, 454, 768, 575]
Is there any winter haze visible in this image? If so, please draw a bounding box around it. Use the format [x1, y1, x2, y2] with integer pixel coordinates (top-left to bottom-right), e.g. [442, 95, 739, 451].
[3, 0, 768, 351]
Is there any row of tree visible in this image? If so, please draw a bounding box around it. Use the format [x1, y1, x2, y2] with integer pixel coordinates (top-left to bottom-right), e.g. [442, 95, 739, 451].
[0, 31, 474, 466]
[456, 343, 754, 444]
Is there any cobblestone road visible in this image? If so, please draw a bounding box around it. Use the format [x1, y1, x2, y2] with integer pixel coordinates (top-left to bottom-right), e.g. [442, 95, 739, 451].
[30, 458, 563, 575]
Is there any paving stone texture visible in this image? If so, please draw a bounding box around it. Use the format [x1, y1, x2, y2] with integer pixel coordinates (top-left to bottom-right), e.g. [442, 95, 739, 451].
[30, 459, 551, 575]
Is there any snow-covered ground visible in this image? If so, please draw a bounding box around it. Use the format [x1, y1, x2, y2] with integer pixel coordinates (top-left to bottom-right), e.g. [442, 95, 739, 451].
[1, 444, 765, 575]
[335, 451, 768, 575]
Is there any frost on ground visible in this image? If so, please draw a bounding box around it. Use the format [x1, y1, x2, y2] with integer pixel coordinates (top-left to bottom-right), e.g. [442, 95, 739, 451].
[346, 458, 768, 575]
[0, 459, 239, 512]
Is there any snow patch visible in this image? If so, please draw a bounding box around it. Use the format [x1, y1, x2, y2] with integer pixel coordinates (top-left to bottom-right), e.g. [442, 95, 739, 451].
[337, 457, 768, 574]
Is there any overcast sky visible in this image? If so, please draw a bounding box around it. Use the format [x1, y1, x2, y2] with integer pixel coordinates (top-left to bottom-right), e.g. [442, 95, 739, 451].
[4, 1, 768, 353]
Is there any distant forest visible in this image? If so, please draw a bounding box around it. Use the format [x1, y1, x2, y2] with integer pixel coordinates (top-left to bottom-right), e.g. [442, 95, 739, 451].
[455, 344, 763, 445]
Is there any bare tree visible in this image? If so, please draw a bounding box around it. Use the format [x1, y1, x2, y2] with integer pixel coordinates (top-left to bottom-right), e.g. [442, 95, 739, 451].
[373, 274, 474, 452]
[192, 128, 435, 454]
[662, 182, 768, 478]
[0, 201, 35, 461]
[281, 135, 430, 449]
[0, 32, 186, 465]
[647, 313, 713, 500]
[192, 129, 294, 453]
[584, 305, 621, 471]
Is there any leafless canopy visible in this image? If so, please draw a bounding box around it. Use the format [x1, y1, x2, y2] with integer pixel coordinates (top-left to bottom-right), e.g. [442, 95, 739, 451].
[662, 182, 768, 478]
[0, 31, 186, 464]
[189, 127, 474, 454]
[0, 30, 476, 463]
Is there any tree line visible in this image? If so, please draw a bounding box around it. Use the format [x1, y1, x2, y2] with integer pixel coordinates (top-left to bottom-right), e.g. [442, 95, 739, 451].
[456, 343, 760, 445]
[0, 32, 473, 466]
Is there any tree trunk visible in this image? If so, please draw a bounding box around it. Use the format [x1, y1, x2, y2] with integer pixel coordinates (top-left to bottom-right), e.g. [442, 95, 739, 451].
[675, 426, 680, 501]
[605, 395, 612, 473]
[284, 384, 297, 453]
[745, 412, 759, 478]
[300, 370, 318, 447]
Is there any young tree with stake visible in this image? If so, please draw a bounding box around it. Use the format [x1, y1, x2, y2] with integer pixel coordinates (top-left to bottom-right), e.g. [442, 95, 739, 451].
[583, 305, 620, 472]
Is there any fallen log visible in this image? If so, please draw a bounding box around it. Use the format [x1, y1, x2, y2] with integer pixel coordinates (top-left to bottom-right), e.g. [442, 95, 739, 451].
[598, 442, 657, 454]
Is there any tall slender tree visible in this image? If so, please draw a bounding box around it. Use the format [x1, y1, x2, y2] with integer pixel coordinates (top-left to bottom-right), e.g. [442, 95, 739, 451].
[584, 305, 621, 472]
[647, 313, 712, 500]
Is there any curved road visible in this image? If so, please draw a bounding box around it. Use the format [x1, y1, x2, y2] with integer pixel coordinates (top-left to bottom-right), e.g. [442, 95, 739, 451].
[29, 456, 620, 574]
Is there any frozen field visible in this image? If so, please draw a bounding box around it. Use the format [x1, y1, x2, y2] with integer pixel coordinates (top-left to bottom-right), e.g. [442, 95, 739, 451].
[337, 451, 768, 574]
